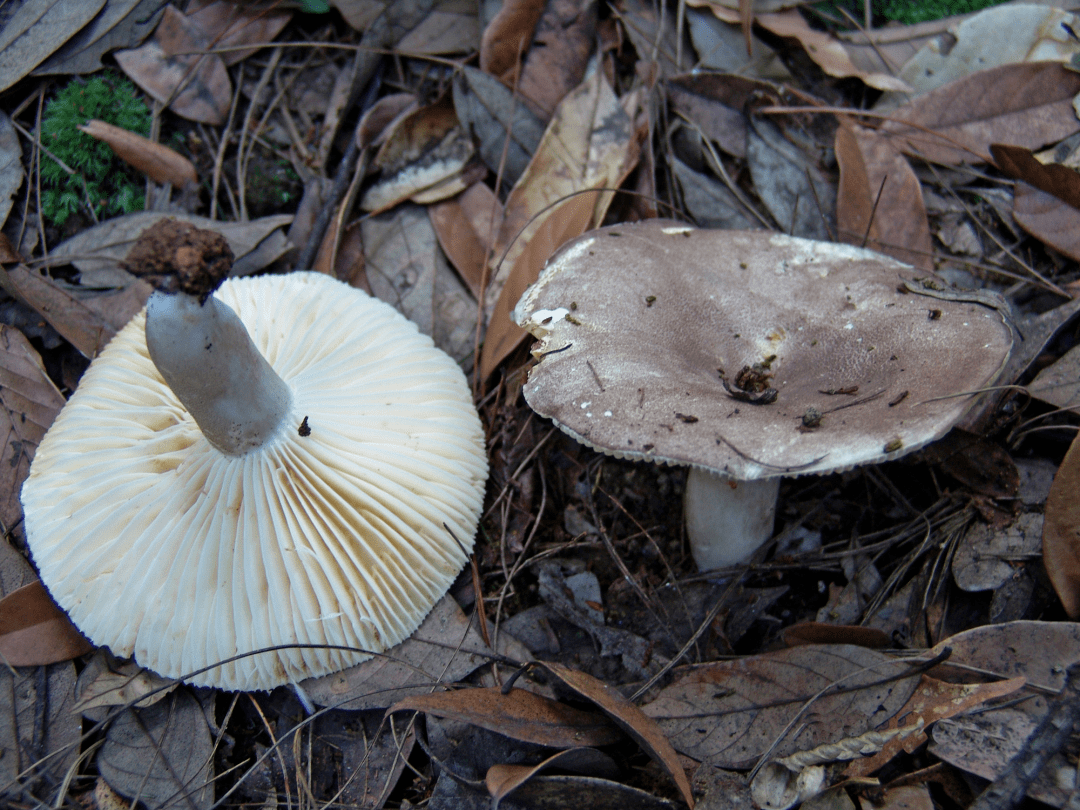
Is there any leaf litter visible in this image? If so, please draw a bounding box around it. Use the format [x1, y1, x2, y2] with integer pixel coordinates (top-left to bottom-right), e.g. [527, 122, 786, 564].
[3, 1, 1080, 808]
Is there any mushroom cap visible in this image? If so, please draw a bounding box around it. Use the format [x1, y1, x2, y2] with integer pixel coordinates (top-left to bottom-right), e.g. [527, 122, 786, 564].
[22, 272, 488, 691]
[512, 221, 1013, 479]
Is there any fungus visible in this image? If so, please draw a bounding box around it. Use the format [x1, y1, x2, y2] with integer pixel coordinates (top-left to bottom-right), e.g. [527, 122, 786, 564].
[513, 220, 1012, 570]
[22, 220, 488, 690]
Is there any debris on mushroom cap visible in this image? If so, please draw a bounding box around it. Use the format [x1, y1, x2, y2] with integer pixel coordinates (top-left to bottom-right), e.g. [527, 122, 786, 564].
[512, 220, 1013, 480]
[22, 272, 488, 691]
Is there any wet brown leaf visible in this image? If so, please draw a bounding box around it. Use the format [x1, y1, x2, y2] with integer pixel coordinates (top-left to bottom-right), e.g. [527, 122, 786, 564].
[992, 143, 1080, 210]
[539, 661, 696, 808]
[835, 122, 932, 270]
[98, 688, 214, 810]
[0, 581, 92, 665]
[1044, 433, 1080, 617]
[881, 62, 1080, 165]
[643, 645, 918, 770]
[1012, 181, 1080, 262]
[480, 0, 546, 81]
[114, 5, 231, 125]
[79, 119, 197, 187]
[0, 0, 106, 92]
[391, 687, 623, 748]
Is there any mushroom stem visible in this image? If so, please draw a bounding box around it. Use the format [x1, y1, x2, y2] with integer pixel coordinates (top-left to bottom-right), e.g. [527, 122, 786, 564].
[684, 468, 780, 570]
[145, 290, 292, 455]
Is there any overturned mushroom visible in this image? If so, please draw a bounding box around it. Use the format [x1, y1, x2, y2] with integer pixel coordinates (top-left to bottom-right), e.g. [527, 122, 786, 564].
[513, 220, 1012, 570]
[22, 220, 488, 690]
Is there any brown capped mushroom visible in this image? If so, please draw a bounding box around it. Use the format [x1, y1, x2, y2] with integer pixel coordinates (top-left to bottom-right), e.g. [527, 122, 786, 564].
[22, 221, 488, 690]
[513, 220, 1013, 570]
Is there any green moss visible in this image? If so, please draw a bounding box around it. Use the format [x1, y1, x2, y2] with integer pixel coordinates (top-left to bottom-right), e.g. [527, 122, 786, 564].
[39, 74, 152, 227]
[879, 0, 1007, 24]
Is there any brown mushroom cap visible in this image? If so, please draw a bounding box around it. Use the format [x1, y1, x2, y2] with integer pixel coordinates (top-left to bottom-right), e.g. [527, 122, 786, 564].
[513, 220, 1013, 480]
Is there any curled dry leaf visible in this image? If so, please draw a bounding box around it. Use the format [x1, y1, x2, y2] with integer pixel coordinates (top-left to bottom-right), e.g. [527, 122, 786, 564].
[1044, 432, 1080, 618]
[515, 0, 599, 121]
[186, 0, 292, 67]
[32, 0, 166, 78]
[390, 686, 623, 748]
[835, 122, 932, 270]
[538, 661, 696, 808]
[0, 0, 106, 92]
[881, 62, 1080, 165]
[428, 181, 503, 298]
[486, 749, 620, 804]
[74, 652, 176, 717]
[0, 580, 93, 665]
[993, 144, 1080, 210]
[1012, 181, 1080, 262]
[78, 120, 197, 187]
[480, 0, 546, 81]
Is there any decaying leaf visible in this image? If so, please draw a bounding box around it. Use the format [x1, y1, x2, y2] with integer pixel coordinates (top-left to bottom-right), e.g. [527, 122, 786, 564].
[98, 687, 214, 810]
[486, 749, 620, 805]
[1044, 433, 1080, 618]
[0, 111, 23, 231]
[74, 651, 176, 716]
[32, 0, 166, 77]
[954, 513, 1043, 594]
[881, 62, 1080, 165]
[992, 143, 1080, 210]
[429, 181, 503, 298]
[643, 645, 919, 770]
[514, 0, 598, 121]
[480, 0, 546, 81]
[0, 0, 107, 93]
[0, 580, 92, 666]
[1012, 181, 1080, 262]
[390, 687, 623, 748]
[186, 0, 292, 67]
[397, 4, 480, 55]
[1028, 343, 1080, 410]
[686, 8, 789, 79]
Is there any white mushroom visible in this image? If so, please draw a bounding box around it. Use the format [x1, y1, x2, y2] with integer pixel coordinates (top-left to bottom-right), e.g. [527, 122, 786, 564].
[22, 221, 488, 690]
[513, 220, 1013, 570]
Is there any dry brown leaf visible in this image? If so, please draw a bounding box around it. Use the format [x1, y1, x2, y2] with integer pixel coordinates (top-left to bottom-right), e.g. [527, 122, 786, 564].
[487, 749, 620, 804]
[756, 11, 911, 92]
[844, 675, 1025, 778]
[480, 0, 545, 80]
[516, 0, 598, 121]
[617, 0, 691, 79]
[643, 645, 918, 770]
[835, 122, 932, 270]
[1028, 343, 1080, 410]
[0, 265, 152, 358]
[0, 581, 93, 665]
[186, 0, 291, 67]
[78, 119, 196, 187]
[954, 513, 1043, 593]
[114, 5, 231, 125]
[1044, 432, 1080, 617]
[358, 92, 418, 149]
[0, 0, 106, 92]
[397, 6, 480, 55]
[490, 71, 640, 312]
[429, 182, 503, 298]
[31, 0, 165, 78]
[1013, 181, 1080, 262]
[881, 62, 1080, 165]
[993, 143, 1080, 211]
[74, 652, 176, 716]
[390, 687, 623, 748]
[666, 73, 776, 158]
[331, 0, 387, 31]
[538, 661, 695, 808]
[479, 193, 596, 379]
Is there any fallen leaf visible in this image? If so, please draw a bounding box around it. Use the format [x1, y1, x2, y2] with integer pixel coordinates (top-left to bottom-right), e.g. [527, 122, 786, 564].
[362, 204, 478, 363]
[835, 122, 932, 270]
[515, 0, 598, 121]
[617, 0, 691, 79]
[844, 675, 1025, 777]
[330, 0, 387, 31]
[1028, 343, 1080, 410]
[186, 0, 292, 66]
[79, 119, 197, 187]
[453, 65, 546, 187]
[114, 5, 232, 125]
[670, 156, 756, 230]
[686, 8, 789, 79]
[0, 581, 93, 665]
[666, 73, 779, 159]
[756, 11, 911, 91]
[493, 774, 686, 810]
[928, 621, 1080, 691]
[357, 92, 418, 149]
[299, 593, 529, 710]
[98, 688, 214, 810]
[0, 111, 22, 234]
[480, 0, 546, 81]
[953, 513, 1043, 593]
[429, 181, 504, 298]
[74, 651, 176, 716]
[479, 192, 596, 379]
[643, 645, 919, 770]
[920, 429, 1019, 499]
[881, 62, 1080, 165]
[31, 0, 165, 77]
[1012, 181, 1080, 262]
[0, 0, 106, 93]
[783, 622, 890, 648]
[487, 748, 621, 804]
[397, 6, 480, 55]
[539, 661, 696, 808]
[390, 687, 623, 748]
[1044, 433, 1080, 617]
[993, 144, 1080, 210]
